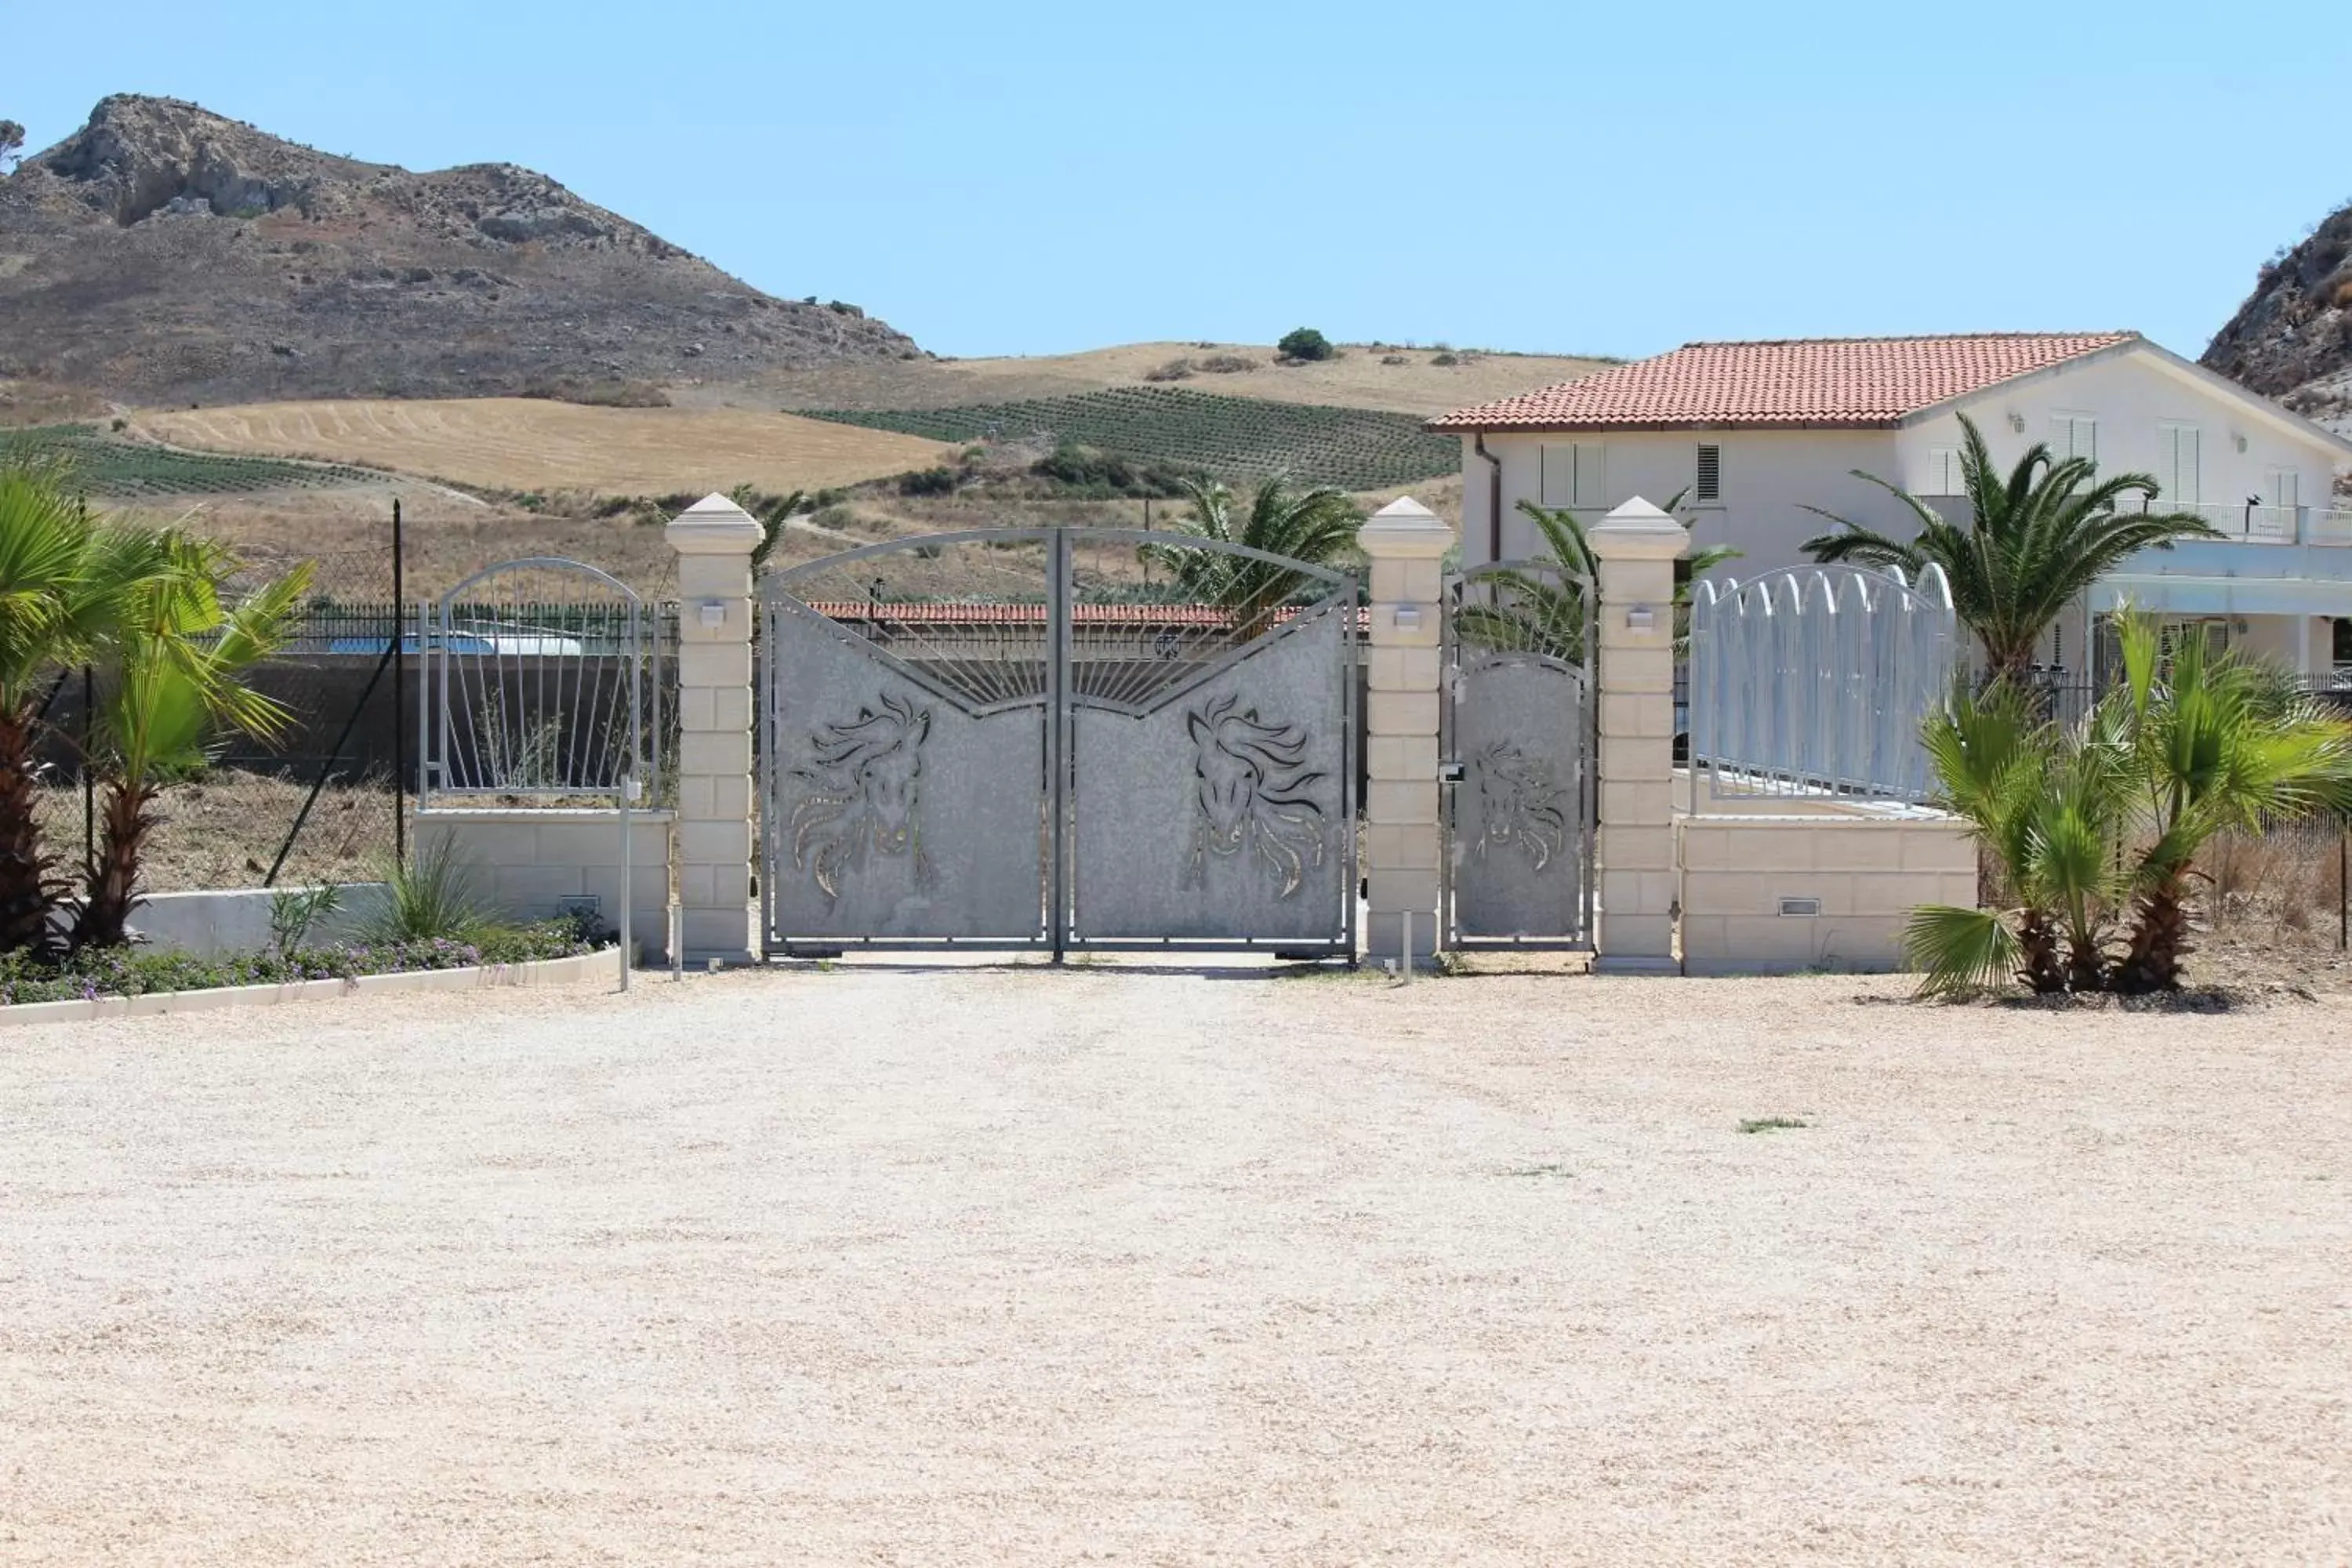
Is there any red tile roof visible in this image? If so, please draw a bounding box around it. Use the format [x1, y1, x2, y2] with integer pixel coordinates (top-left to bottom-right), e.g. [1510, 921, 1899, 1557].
[1428, 332, 2137, 431]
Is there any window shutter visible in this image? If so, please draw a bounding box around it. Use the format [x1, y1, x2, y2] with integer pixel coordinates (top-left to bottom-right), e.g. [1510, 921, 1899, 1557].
[1539, 444, 1572, 507]
[1694, 443, 1722, 503]
[2050, 416, 2096, 462]
[1928, 446, 1962, 494]
[1573, 441, 1606, 509]
[2270, 468, 2301, 510]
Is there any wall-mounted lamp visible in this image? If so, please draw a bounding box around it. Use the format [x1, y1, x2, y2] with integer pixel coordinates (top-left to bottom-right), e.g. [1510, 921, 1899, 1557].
[2233, 433, 2249, 453]
[1392, 605, 1422, 630]
[2007, 412, 2026, 434]
[1626, 606, 1656, 632]
[697, 600, 727, 628]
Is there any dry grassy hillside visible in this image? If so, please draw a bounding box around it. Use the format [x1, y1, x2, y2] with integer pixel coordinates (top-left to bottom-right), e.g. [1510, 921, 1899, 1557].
[137, 400, 951, 496]
[730, 341, 1613, 418]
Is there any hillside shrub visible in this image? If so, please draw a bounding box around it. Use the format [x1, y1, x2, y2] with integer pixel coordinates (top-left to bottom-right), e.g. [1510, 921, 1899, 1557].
[1276, 328, 1335, 362]
[1143, 358, 1195, 383]
[1430, 352, 1459, 366]
[1196, 354, 1258, 374]
[1031, 442, 1192, 499]
[897, 466, 959, 496]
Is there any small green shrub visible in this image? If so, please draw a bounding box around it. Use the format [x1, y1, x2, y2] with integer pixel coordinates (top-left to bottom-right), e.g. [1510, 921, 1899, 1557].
[1430, 351, 1459, 367]
[1276, 328, 1335, 362]
[369, 838, 490, 944]
[1143, 358, 1195, 383]
[269, 883, 343, 954]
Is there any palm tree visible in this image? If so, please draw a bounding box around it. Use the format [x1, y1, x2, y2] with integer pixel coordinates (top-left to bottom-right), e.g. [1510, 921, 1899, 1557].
[1454, 492, 1739, 662]
[1904, 612, 2352, 996]
[2104, 612, 2352, 993]
[1801, 413, 2216, 684]
[0, 465, 190, 953]
[1904, 684, 2111, 996]
[69, 540, 309, 949]
[1138, 477, 1362, 616]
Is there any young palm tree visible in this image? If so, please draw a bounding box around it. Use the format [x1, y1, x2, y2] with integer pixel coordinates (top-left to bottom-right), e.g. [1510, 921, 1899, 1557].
[1906, 613, 2352, 996]
[1454, 493, 1739, 661]
[0, 466, 187, 953]
[1801, 413, 2216, 684]
[1139, 477, 1363, 616]
[69, 542, 310, 950]
[1903, 684, 2102, 996]
[2104, 612, 2352, 993]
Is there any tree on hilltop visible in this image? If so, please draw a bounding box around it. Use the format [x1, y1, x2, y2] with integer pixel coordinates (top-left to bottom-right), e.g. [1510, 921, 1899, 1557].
[1276, 328, 1335, 363]
[0, 122, 25, 175]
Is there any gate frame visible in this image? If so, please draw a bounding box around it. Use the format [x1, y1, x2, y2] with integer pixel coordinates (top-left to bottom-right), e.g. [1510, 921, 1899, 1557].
[1439, 556, 1598, 952]
[759, 526, 1358, 960]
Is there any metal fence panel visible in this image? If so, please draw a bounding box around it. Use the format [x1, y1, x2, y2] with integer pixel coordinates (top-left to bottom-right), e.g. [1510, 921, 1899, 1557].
[1689, 563, 1958, 805]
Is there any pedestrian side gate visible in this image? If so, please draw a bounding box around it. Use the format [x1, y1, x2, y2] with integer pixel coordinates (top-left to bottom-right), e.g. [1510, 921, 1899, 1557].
[1441, 557, 1596, 949]
[759, 528, 1356, 957]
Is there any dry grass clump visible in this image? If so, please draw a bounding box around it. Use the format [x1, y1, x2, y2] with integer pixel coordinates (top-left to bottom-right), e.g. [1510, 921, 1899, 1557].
[35, 770, 397, 893]
[2199, 822, 2348, 941]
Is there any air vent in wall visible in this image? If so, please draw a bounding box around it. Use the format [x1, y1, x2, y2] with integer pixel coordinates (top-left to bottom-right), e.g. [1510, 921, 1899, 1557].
[1778, 897, 1821, 917]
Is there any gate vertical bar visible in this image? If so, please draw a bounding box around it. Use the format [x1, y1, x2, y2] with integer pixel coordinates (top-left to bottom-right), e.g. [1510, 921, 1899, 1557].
[1047, 527, 1072, 961]
[757, 597, 775, 956]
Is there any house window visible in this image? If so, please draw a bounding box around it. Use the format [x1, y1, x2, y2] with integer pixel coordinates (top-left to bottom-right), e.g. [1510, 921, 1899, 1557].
[1538, 441, 1606, 508]
[2049, 414, 2097, 463]
[2158, 424, 2201, 505]
[1694, 443, 1722, 503]
[1926, 446, 1965, 495]
[2268, 468, 2302, 510]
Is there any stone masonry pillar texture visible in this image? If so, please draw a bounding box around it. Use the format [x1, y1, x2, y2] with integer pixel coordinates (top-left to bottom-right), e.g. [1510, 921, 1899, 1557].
[1588, 496, 1688, 975]
[1356, 497, 1451, 964]
[665, 494, 763, 964]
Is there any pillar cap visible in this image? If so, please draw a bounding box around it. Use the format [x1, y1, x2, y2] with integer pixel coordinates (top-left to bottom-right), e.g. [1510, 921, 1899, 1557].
[666, 493, 765, 555]
[1587, 496, 1690, 561]
[1357, 496, 1455, 559]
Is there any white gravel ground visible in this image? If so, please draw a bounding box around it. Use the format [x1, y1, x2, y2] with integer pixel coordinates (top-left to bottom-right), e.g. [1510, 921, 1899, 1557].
[2, 966, 2349, 1565]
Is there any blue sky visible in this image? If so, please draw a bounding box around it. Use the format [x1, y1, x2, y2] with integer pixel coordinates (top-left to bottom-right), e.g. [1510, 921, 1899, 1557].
[8, 0, 2344, 361]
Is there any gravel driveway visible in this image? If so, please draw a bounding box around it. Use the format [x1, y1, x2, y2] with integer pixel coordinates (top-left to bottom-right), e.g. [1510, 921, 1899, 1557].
[3, 967, 2348, 1564]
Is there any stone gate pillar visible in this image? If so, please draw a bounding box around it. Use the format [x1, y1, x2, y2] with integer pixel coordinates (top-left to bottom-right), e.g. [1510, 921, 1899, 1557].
[666, 494, 763, 965]
[1356, 497, 1450, 967]
[1588, 497, 1687, 974]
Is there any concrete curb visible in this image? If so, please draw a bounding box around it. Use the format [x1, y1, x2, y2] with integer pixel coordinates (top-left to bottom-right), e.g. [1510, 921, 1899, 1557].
[0, 949, 619, 1029]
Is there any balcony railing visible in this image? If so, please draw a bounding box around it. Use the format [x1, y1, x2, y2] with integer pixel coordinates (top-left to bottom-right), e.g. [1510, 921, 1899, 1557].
[1922, 494, 2352, 546]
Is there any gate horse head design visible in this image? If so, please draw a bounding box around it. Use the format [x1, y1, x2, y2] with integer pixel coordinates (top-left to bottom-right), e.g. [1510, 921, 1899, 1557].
[1471, 741, 1570, 871]
[1184, 692, 1327, 898]
[789, 690, 934, 903]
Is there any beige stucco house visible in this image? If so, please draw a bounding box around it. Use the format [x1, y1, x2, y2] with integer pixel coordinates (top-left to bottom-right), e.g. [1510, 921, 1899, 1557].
[1432, 332, 2352, 677]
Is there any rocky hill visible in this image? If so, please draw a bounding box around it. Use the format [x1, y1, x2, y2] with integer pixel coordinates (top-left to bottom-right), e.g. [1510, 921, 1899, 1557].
[0, 95, 920, 408]
[2201, 201, 2352, 432]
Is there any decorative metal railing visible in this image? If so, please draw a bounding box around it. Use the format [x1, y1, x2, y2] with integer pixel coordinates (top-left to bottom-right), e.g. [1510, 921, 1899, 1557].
[1687, 564, 1960, 806]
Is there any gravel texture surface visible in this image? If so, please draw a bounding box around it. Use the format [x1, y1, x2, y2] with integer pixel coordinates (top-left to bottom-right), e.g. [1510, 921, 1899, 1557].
[2, 967, 2349, 1564]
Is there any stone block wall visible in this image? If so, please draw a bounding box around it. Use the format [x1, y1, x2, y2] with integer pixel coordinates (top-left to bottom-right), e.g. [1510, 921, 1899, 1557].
[416, 808, 673, 960]
[1678, 812, 1976, 975]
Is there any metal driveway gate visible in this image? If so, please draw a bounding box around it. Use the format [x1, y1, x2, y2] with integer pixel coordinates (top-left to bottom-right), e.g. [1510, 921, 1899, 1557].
[1441, 557, 1595, 949]
[760, 528, 1356, 957]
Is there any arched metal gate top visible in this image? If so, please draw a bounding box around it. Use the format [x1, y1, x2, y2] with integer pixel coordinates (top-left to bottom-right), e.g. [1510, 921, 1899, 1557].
[423, 557, 659, 808]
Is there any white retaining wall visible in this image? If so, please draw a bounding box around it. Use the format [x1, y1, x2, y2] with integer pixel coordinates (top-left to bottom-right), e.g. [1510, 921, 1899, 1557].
[127, 883, 392, 956]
